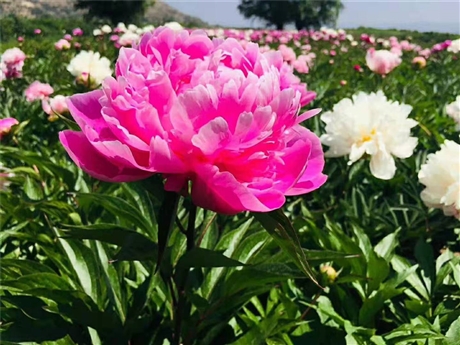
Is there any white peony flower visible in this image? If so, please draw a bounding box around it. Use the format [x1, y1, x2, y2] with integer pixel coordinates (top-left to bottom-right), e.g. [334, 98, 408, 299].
[101, 25, 112, 34]
[446, 96, 460, 130]
[418, 140, 460, 219]
[447, 38, 460, 53]
[67, 50, 112, 87]
[118, 31, 140, 46]
[163, 21, 183, 31]
[142, 25, 155, 33]
[93, 29, 102, 36]
[127, 24, 138, 32]
[320, 91, 418, 180]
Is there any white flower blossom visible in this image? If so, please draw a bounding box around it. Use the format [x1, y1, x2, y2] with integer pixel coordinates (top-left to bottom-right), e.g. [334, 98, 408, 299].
[447, 38, 460, 53]
[164, 21, 183, 31]
[418, 140, 460, 219]
[101, 25, 112, 34]
[118, 31, 140, 46]
[320, 91, 418, 180]
[446, 96, 460, 130]
[67, 50, 112, 87]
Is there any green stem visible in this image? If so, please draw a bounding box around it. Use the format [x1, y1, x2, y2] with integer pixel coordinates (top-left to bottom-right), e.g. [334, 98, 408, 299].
[173, 203, 197, 345]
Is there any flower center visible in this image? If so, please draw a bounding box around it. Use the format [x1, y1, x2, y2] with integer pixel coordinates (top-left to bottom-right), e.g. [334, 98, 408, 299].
[359, 128, 376, 144]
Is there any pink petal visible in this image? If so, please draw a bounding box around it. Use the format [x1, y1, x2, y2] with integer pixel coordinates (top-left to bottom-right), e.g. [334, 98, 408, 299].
[59, 130, 152, 182]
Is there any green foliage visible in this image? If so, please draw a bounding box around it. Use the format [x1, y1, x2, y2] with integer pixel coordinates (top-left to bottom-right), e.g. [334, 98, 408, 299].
[238, 0, 343, 30]
[74, 0, 151, 25]
[1, 21, 460, 345]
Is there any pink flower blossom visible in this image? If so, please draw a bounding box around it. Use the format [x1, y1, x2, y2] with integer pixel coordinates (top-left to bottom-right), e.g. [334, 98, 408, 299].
[1, 47, 26, 79]
[60, 27, 326, 215]
[73, 28, 84, 36]
[278, 44, 296, 63]
[42, 95, 69, 115]
[64, 34, 73, 41]
[0, 118, 18, 139]
[365, 48, 402, 75]
[24, 81, 54, 102]
[55, 39, 71, 50]
[412, 56, 427, 68]
[353, 65, 363, 72]
[34, 29, 41, 35]
[17, 36, 24, 42]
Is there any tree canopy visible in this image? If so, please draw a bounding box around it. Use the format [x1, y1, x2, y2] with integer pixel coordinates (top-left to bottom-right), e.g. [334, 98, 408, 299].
[74, 0, 152, 25]
[238, 0, 343, 30]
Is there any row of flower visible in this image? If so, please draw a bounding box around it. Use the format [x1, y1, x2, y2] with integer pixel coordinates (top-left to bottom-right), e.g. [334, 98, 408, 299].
[1, 24, 459, 218]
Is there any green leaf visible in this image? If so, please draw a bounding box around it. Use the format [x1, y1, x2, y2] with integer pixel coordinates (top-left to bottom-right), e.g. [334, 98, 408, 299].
[156, 191, 180, 272]
[253, 210, 319, 286]
[359, 286, 405, 327]
[1, 259, 55, 279]
[76, 193, 153, 236]
[374, 232, 399, 263]
[61, 224, 158, 261]
[1, 273, 75, 292]
[445, 317, 460, 345]
[23, 175, 44, 200]
[56, 237, 104, 308]
[415, 237, 435, 297]
[224, 263, 302, 296]
[177, 247, 245, 270]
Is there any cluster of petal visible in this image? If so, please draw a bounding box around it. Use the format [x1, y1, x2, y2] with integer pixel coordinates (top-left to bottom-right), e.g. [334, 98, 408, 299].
[447, 38, 460, 53]
[0, 117, 18, 140]
[24, 81, 54, 102]
[418, 140, 460, 219]
[320, 91, 418, 180]
[365, 48, 401, 75]
[446, 96, 460, 130]
[60, 27, 326, 215]
[67, 51, 112, 88]
[412, 56, 426, 68]
[55, 39, 71, 50]
[42, 95, 69, 120]
[1, 47, 26, 79]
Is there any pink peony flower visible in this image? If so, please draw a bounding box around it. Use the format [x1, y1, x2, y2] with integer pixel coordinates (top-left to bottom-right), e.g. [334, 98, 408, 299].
[412, 56, 427, 68]
[24, 81, 54, 102]
[42, 95, 69, 115]
[1, 47, 26, 79]
[365, 48, 401, 75]
[0, 118, 18, 139]
[278, 44, 296, 63]
[60, 27, 326, 215]
[73, 28, 84, 36]
[17, 36, 24, 42]
[64, 34, 73, 41]
[34, 29, 41, 35]
[55, 39, 71, 50]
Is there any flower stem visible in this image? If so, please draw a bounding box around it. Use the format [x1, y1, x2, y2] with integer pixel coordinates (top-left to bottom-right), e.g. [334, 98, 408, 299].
[173, 203, 197, 345]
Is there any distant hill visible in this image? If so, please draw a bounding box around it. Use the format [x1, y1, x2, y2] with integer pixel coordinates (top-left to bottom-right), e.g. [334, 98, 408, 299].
[0, 0, 208, 26]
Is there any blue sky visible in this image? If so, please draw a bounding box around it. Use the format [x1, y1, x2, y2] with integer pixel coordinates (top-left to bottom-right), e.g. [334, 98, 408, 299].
[163, 0, 460, 34]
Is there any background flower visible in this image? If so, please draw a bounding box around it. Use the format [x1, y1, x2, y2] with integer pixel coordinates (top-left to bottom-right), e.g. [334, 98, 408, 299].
[320, 91, 418, 179]
[418, 140, 460, 218]
[366, 48, 402, 75]
[67, 50, 112, 87]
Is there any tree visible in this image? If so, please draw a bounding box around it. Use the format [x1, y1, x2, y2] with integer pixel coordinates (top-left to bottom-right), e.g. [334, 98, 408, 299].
[238, 0, 343, 30]
[294, 0, 344, 30]
[238, 0, 296, 30]
[74, 0, 152, 25]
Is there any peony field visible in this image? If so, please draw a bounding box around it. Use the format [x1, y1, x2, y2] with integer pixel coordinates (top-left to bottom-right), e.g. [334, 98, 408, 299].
[1, 18, 460, 345]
